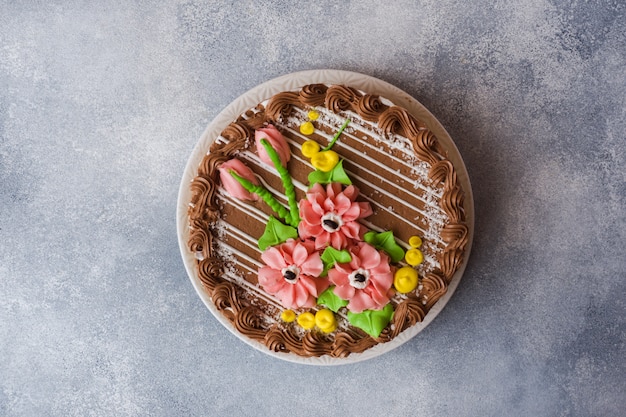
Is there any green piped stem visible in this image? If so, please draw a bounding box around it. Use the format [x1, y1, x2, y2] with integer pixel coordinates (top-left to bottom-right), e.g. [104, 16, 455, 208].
[259, 139, 300, 227]
[229, 170, 292, 224]
[323, 118, 351, 151]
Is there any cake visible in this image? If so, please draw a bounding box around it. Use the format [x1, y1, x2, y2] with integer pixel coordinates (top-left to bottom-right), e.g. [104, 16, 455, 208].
[187, 83, 469, 358]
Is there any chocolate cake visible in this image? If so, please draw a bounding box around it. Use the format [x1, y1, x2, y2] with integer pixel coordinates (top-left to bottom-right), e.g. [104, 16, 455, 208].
[186, 83, 469, 358]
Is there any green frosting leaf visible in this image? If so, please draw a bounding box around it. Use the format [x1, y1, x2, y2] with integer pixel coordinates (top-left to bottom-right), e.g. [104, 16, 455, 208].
[347, 304, 395, 338]
[363, 230, 406, 263]
[320, 246, 352, 276]
[307, 159, 352, 186]
[257, 216, 299, 251]
[316, 286, 349, 312]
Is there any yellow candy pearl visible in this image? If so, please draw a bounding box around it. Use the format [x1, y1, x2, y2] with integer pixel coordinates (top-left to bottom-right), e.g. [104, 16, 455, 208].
[301, 140, 320, 158]
[300, 121, 315, 135]
[307, 110, 319, 120]
[405, 249, 424, 266]
[311, 150, 339, 172]
[394, 266, 419, 293]
[297, 312, 316, 330]
[409, 235, 422, 248]
[315, 309, 337, 333]
[281, 310, 296, 323]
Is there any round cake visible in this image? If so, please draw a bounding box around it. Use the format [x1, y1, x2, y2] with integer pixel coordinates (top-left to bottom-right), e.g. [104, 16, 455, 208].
[185, 82, 469, 359]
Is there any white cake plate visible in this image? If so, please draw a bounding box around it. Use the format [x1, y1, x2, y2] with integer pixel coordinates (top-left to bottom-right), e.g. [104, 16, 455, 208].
[177, 69, 474, 365]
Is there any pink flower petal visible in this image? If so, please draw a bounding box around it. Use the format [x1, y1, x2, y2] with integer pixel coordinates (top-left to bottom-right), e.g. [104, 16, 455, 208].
[261, 247, 288, 269]
[276, 284, 297, 309]
[330, 232, 347, 249]
[300, 253, 324, 277]
[314, 232, 331, 250]
[341, 203, 363, 222]
[334, 193, 352, 215]
[291, 243, 309, 266]
[257, 267, 284, 293]
[300, 201, 321, 225]
[346, 290, 377, 313]
[358, 244, 382, 270]
[341, 221, 363, 239]
[342, 185, 359, 201]
[326, 183, 342, 199]
[358, 202, 373, 218]
[333, 282, 355, 300]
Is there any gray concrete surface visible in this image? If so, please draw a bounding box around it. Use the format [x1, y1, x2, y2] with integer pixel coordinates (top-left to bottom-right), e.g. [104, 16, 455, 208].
[1, 1, 624, 416]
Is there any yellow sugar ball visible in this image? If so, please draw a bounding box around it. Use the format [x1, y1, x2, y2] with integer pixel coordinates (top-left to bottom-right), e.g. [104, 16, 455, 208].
[299, 121, 315, 135]
[409, 235, 422, 248]
[301, 140, 320, 158]
[405, 249, 424, 266]
[307, 110, 319, 120]
[311, 150, 339, 172]
[394, 266, 419, 293]
[297, 312, 316, 330]
[315, 309, 337, 333]
[280, 310, 296, 323]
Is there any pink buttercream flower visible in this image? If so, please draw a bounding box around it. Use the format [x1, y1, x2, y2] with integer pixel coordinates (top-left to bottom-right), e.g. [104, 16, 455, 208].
[218, 158, 259, 201]
[298, 183, 373, 250]
[328, 242, 394, 313]
[255, 124, 291, 166]
[258, 239, 328, 310]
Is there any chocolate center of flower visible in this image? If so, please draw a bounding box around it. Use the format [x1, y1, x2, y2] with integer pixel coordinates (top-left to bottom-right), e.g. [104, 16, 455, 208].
[348, 269, 370, 289]
[281, 265, 300, 284]
[321, 213, 343, 233]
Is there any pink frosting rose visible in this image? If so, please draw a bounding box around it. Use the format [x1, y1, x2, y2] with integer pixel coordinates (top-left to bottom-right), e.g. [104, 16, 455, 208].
[257, 239, 328, 310]
[218, 158, 259, 201]
[328, 242, 394, 313]
[298, 183, 373, 250]
[255, 124, 291, 166]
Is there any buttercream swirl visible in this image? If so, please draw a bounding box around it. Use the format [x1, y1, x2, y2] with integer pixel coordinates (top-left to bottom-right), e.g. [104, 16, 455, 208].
[411, 129, 441, 166]
[378, 106, 426, 139]
[438, 248, 464, 282]
[299, 83, 328, 106]
[234, 306, 267, 342]
[188, 219, 213, 260]
[332, 332, 378, 357]
[325, 85, 360, 113]
[420, 273, 448, 309]
[357, 94, 388, 122]
[441, 223, 469, 249]
[212, 281, 241, 312]
[265, 91, 301, 121]
[197, 256, 223, 292]
[187, 83, 469, 358]
[301, 331, 334, 357]
[388, 297, 426, 339]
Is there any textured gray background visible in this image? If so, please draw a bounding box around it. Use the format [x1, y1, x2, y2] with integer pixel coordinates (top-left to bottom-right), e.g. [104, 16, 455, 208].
[1, 1, 624, 416]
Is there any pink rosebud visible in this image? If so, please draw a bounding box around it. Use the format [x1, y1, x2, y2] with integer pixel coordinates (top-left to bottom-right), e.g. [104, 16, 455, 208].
[255, 124, 291, 166]
[218, 159, 259, 201]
